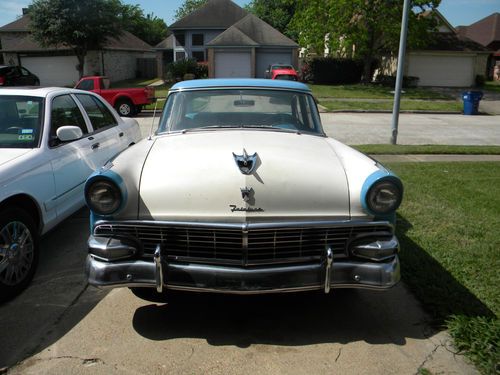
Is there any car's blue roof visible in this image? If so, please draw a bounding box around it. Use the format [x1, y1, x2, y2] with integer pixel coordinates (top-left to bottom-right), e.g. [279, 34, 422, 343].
[170, 78, 311, 92]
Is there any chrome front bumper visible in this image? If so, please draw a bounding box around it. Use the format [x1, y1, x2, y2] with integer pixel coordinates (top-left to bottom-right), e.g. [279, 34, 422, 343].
[86, 235, 400, 294]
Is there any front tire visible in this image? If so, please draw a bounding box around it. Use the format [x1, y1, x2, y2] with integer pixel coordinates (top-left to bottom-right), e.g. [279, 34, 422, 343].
[115, 99, 135, 117]
[0, 208, 39, 303]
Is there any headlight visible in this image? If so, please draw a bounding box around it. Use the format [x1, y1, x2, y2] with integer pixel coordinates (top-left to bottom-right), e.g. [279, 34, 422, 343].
[85, 179, 122, 215]
[366, 179, 402, 215]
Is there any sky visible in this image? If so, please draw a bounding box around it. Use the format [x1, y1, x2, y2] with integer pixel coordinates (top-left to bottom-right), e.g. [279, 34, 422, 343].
[0, 0, 499, 29]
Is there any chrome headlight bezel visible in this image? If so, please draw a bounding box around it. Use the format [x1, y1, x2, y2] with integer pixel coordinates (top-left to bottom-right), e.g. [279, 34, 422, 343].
[361, 170, 403, 216]
[85, 177, 123, 216]
[366, 179, 403, 215]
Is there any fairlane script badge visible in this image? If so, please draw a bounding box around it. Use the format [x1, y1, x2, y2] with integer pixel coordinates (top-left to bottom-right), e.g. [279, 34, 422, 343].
[233, 149, 258, 175]
[229, 205, 264, 212]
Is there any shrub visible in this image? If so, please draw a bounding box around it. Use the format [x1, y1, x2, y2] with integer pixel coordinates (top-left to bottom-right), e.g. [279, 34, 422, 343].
[375, 75, 420, 88]
[166, 59, 207, 80]
[308, 57, 363, 84]
[475, 74, 486, 87]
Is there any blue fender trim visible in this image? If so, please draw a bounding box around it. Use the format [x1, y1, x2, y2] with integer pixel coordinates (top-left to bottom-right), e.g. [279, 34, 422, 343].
[361, 169, 403, 222]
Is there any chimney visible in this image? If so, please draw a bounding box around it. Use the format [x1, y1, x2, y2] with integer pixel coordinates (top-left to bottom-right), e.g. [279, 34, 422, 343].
[22, 8, 29, 15]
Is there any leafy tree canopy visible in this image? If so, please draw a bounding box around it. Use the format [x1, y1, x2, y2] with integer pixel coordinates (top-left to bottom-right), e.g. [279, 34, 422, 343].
[174, 0, 208, 21]
[245, 0, 298, 40]
[29, 0, 125, 77]
[290, 0, 441, 81]
[120, 4, 168, 46]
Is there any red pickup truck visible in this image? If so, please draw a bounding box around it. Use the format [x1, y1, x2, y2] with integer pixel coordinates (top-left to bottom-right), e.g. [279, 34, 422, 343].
[75, 76, 155, 116]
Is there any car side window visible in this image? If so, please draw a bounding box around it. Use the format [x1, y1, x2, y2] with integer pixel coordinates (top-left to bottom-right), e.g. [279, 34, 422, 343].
[75, 94, 117, 131]
[76, 79, 94, 91]
[20, 68, 30, 76]
[50, 95, 88, 146]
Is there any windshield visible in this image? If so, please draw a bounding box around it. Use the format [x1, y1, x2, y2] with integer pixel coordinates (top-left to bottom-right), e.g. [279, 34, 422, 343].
[158, 89, 323, 135]
[272, 65, 294, 70]
[0, 96, 43, 148]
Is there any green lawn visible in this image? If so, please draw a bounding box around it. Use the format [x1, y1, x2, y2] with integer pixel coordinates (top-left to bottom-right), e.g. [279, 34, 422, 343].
[484, 81, 500, 94]
[310, 84, 454, 100]
[388, 162, 500, 375]
[354, 145, 500, 155]
[320, 99, 461, 112]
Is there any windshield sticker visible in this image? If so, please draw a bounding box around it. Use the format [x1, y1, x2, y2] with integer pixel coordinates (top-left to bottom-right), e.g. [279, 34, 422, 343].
[21, 129, 34, 134]
[18, 135, 33, 141]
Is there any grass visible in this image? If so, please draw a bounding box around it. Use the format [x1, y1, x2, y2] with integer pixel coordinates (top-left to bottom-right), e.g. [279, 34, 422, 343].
[310, 84, 454, 100]
[320, 99, 461, 112]
[387, 162, 500, 374]
[483, 81, 500, 94]
[353, 145, 500, 155]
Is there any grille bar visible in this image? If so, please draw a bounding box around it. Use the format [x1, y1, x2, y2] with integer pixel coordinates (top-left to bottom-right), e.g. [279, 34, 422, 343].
[94, 222, 393, 266]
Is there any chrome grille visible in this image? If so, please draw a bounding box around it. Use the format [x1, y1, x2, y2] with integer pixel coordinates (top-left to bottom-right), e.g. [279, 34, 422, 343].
[94, 222, 392, 266]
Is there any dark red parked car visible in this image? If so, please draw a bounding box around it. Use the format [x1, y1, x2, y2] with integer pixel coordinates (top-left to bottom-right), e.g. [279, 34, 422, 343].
[0, 65, 40, 86]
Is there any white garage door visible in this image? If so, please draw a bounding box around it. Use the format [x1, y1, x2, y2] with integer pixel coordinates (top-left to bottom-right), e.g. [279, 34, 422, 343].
[214, 52, 251, 78]
[21, 55, 79, 86]
[408, 54, 474, 87]
[256, 50, 293, 78]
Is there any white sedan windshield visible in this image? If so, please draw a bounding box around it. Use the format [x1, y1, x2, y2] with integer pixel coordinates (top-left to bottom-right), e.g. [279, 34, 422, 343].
[0, 96, 43, 148]
[158, 89, 323, 134]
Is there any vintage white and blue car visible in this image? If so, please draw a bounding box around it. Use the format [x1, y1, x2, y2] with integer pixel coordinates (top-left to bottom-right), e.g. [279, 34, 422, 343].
[85, 79, 403, 296]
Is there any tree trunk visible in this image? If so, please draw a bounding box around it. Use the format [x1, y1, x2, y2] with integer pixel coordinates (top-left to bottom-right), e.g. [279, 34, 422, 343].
[361, 56, 373, 83]
[75, 52, 85, 79]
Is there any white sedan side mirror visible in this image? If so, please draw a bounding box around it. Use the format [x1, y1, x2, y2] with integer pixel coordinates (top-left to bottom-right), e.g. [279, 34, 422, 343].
[56, 126, 83, 142]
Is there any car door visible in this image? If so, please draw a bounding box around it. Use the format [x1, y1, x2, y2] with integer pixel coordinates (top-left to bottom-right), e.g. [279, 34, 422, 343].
[47, 94, 95, 219]
[74, 93, 122, 166]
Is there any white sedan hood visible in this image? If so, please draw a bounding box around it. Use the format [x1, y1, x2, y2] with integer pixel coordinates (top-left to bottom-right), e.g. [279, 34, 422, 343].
[139, 130, 350, 221]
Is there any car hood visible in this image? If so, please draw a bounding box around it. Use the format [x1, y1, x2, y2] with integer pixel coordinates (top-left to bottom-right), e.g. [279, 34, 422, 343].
[0, 148, 33, 168]
[138, 130, 350, 221]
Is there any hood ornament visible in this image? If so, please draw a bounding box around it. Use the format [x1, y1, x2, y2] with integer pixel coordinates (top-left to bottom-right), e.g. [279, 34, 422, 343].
[233, 149, 258, 175]
[240, 187, 253, 202]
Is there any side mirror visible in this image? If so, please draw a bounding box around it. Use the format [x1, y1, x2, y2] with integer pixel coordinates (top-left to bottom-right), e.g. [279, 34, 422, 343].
[56, 126, 83, 142]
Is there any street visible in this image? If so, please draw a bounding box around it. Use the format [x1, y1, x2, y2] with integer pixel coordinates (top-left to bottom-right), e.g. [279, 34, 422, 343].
[135, 112, 500, 145]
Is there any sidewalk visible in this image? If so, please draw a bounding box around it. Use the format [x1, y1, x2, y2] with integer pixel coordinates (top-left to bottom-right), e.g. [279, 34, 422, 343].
[371, 154, 500, 163]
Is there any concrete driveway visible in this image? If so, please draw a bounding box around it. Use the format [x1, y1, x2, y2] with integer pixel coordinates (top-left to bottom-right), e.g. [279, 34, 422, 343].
[135, 112, 500, 145]
[0, 209, 477, 375]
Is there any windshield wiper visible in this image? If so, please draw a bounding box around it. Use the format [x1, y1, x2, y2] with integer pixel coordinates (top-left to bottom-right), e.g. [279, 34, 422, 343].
[180, 125, 239, 133]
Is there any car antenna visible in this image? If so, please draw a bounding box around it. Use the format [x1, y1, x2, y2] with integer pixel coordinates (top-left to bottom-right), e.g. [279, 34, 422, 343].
[148, 98, 161, 140]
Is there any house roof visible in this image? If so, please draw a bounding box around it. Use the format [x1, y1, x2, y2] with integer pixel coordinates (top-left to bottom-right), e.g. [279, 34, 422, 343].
[0, 15, 153, 52]
[456, 13, 500, 48]
[423, 32, 490, 53]
[169, 0, 248, 30]
[207, 14, 298, 48]
[155, 33, 174, 49]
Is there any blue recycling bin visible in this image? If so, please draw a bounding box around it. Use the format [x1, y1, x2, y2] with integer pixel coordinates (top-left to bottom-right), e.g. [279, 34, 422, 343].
[462, 91, 483, 115]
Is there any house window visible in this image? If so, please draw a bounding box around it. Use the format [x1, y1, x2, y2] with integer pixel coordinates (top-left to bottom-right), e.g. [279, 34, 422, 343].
[175, 34, 185, 47]
[192, 51, 205, 62]
[176, 51, 186, 61]
[192, 34, 204, 46]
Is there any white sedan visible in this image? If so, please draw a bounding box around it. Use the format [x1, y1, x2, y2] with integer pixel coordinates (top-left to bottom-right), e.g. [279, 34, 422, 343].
[84, 79, 403, 298]
[0, 87, 141, 301]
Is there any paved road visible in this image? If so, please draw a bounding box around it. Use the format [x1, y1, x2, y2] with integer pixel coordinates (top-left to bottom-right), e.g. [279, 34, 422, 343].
[0, 209, 477, 374]
[135, 112, 500, 145]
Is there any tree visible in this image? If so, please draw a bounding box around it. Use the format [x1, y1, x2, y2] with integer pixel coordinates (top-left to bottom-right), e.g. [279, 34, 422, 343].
[120, 4, 168, 46]
[174, 0, 208, 21]
[245, 0, 298, 40]
[290, 0, 441, 82]
[29, 0, 125, 78]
